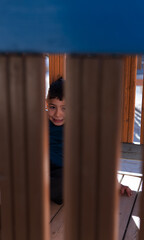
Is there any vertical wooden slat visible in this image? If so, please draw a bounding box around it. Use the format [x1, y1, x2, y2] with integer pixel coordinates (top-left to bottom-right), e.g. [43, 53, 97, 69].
[81, 58, 100, 240]
[137, 55, 142, 70]
[98, 58, 123, 239]
[65, 55, 123, 240]
[9, 56, 27, 240]
[121, 56, 131, 142]
[140, 78, 144, 144]
[60, 54, 66, 80]
[121, 56, 137, 143]
[0, 56, 14, 240]
[49, 55, 55, 84]
[128, 56, 137, 142]
[49, 54, 66, 83]
[25, 55, 50, 240]
[0, 54, 50, 240]
[64, 57, 82, 240]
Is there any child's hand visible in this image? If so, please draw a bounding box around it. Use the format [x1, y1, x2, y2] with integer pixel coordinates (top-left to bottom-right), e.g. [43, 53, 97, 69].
[120, 184, 132, 197]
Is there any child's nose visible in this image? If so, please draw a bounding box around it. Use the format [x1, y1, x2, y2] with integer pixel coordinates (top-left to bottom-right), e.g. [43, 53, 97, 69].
[55, 108, 62, 117]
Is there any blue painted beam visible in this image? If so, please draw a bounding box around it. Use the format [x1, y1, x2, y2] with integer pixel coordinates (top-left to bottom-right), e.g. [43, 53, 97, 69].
[0, 0, 144, 53]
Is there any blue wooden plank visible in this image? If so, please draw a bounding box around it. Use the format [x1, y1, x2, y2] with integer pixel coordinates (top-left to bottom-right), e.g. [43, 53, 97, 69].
[0, 0, 144, 53]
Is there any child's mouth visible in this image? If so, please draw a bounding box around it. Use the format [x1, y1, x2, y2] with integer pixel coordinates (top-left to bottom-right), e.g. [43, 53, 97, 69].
[53, 118, 63, 123]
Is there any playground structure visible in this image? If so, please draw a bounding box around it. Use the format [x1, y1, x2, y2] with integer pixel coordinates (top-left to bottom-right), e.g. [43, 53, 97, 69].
[0, 1, 144, 240]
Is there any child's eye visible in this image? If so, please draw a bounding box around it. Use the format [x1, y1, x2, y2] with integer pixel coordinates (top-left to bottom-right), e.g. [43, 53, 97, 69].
[62, 106, 66, 111]
[49, 106, 55, 110]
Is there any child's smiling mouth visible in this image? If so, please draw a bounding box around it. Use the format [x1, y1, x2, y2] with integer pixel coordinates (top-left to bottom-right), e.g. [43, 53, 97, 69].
[53, 118, 64, 123]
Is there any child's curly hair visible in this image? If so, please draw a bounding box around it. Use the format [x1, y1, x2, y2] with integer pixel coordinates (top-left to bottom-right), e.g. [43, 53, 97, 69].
[47, 77, 64, 101]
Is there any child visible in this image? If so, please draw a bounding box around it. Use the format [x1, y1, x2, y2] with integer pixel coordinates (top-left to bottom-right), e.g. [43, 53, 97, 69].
[47, 77, 65, 204]
[47, 77, 132, 205]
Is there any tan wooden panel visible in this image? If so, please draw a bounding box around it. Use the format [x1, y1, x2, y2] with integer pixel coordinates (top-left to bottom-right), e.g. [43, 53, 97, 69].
[0, 55, 50, 240]
[49, 54, 66, 84]
[64, 55, 123, 240]
[54, 55, 60, 80]
[81, 58, 100, 240]
[25, 55, 50, 240]
[64, 56, 83, 240]
[124, 192, 141, 240]
[97, 57, 123, 240]
[121, 56, 131, 142]
[121, 56, 137, 143]
[140, 78, 144, 144]
[0, 56, 14, 240]
[9, 56, 28, 240]
[128, 56, 137, 142]
[60, 55, 66, 80]
[137, 55, 142, 70]
[49, 55, 55, 84]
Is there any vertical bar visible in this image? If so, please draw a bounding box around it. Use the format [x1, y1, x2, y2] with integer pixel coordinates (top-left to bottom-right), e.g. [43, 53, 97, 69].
[25, 55, 50, 240]
[128, 56, 137, 142]
[54, 55, 60, 80]
[49, 54, 66, 83]
[0, 54, 50, 240]
[137, 55, 142, 70]
[60, 54, 66, 80]
[0, 56, 14, 240]
[121, 56, 137, 143]
[140, 78, 144, 144]
[9, 56, 27, 240]
[98, 58, 122, 239]
[64, 55, 123, 240]
[121, 56, 131, 142]
[49, 55, 55, 84]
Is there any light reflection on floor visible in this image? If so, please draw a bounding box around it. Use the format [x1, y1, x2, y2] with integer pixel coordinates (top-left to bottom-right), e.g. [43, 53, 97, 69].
[132, 215, 140, 229]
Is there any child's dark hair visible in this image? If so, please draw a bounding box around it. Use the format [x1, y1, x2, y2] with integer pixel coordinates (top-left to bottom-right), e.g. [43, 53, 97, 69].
[47, 77, 64, 101]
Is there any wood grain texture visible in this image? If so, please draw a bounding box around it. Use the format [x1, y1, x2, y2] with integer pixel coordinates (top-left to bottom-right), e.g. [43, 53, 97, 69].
[64, 55, 123, 240]
[127, 56, 137, 142]
[121, 56, 137, 143]
[121, 56, 131, 142]
[137, 56, 142, 70]
[49, 55, 66, 84]
[9, 56, 28, 240]
[0, 56, 14, 240]
[97, 57, 123, 240]
[25, 55, 50, 240]
[0, 55, 50, 240]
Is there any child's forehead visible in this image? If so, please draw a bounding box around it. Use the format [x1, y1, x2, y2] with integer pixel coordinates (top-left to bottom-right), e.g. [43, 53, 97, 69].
[48, 98, 65, 105]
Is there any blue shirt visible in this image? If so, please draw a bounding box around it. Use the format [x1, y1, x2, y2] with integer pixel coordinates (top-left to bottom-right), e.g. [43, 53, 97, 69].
[49, 120, 64, 167]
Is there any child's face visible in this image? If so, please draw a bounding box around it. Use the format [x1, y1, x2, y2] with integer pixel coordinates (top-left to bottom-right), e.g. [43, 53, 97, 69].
[47, 98, 66, 126]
